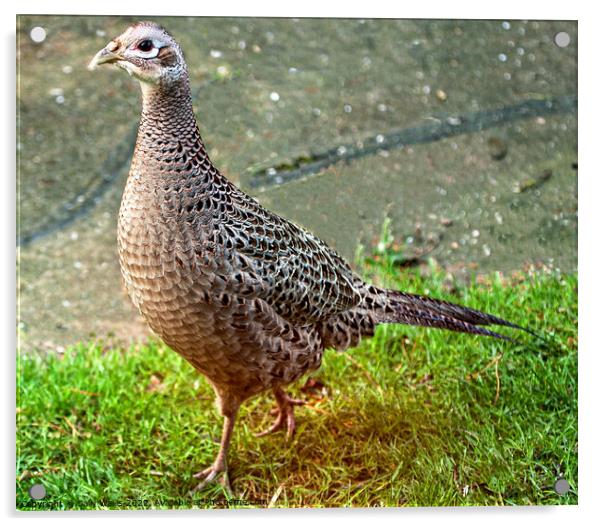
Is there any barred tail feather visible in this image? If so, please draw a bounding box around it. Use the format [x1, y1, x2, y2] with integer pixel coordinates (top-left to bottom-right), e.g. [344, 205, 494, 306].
[391, 291, 536, 337]
[377, 290, 517, 343]
[319, 284, 529, 351]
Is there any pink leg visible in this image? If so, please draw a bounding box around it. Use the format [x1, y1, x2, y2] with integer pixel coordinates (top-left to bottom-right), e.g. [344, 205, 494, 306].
[190, 412, 237, 494]
[256, 386, 305, 439]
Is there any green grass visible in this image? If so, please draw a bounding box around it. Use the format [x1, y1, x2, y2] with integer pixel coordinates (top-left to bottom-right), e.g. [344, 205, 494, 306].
[16, 248, 577, 509]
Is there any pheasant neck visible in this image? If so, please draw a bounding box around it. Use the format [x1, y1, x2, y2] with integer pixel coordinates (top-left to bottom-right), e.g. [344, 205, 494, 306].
[132, 78, 218, 189]
[139, 79, 199, 141]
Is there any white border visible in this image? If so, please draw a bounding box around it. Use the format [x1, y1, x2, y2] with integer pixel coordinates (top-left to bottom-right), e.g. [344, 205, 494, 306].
[1, 0, 584, 19]
[4, 1, 599, 525]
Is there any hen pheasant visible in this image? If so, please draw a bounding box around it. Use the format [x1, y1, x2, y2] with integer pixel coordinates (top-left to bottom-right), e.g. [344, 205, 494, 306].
[89, 22, 527, 493]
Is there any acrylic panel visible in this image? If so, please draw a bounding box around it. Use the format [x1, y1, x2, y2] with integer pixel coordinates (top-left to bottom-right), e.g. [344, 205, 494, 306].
[16, 15, 577, 510]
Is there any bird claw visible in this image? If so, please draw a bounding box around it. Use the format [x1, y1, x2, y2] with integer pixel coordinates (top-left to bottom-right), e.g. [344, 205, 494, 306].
[256, 390, 306, 439]
[189, 464, 232, 495]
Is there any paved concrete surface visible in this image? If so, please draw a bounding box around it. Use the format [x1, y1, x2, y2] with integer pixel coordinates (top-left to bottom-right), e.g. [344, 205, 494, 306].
[17, 16, 577, 352]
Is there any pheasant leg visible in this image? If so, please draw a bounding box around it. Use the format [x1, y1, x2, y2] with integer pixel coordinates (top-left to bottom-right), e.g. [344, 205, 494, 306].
[256, 386, 305, 439]
[190, 413, 236, 494]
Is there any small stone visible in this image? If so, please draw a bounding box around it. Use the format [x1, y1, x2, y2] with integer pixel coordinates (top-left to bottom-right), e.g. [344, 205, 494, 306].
[440, 217, 453, 227]
[435, 89, 447, 101]
[216, 65, 230, 78]
[147, 374, 166, 393]
[269, 92, 280, 102]
[487, 137, 508, 160]
[210, 49, 223, 58]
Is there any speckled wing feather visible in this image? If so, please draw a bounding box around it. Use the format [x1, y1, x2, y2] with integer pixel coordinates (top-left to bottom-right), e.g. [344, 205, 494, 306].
[200, 178, 363, 326]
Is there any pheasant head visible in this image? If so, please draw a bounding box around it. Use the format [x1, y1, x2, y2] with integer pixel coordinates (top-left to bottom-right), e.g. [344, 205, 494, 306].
[88, 21, 187, 87]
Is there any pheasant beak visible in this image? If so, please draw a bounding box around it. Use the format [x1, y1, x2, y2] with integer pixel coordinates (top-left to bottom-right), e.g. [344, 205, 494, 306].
[87, 45, 124, 70]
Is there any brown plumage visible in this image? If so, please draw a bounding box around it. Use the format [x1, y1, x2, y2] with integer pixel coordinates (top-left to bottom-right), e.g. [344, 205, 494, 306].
[89, 22, 526, 492]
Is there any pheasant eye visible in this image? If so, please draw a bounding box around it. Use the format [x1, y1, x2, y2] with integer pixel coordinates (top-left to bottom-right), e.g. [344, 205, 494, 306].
[137, 39, 154, 52]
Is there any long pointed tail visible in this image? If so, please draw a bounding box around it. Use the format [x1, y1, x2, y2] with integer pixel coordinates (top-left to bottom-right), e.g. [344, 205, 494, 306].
[379, 289, 531, 342]
[319, 284, 532, 351]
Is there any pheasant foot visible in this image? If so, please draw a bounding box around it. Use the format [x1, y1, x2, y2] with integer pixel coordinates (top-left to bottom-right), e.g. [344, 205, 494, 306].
[256, 386, 305, 439]
[190, 462, 231, 495]
[189, 412, 236, 495]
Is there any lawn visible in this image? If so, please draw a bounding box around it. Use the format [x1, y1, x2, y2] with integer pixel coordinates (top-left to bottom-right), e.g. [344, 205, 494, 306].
[16, 244, 578, 509]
